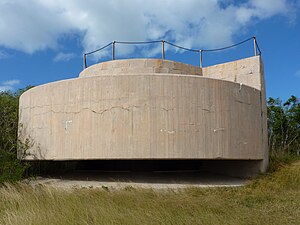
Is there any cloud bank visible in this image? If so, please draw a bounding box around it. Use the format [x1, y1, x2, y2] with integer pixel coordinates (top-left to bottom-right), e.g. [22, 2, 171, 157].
[0, 0, 296, 57]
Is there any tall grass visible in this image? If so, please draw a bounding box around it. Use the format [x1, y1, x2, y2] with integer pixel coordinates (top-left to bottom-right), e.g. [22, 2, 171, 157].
[0, 159, 299, 225]
[268, 150, 300, 173]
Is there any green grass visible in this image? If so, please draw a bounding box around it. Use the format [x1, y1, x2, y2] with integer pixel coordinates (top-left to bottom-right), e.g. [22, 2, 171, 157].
[1, 158, 300, 225]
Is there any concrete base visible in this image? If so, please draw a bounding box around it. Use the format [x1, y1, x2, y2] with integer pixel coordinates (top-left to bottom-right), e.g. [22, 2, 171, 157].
[27, 173, 246, 189]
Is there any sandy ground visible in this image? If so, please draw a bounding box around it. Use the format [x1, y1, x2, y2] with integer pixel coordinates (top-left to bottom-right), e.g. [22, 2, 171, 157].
[26, 171, 247, 190]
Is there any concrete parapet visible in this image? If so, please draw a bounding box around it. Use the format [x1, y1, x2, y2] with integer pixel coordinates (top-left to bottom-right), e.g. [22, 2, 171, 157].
[80, 59, 202, 77]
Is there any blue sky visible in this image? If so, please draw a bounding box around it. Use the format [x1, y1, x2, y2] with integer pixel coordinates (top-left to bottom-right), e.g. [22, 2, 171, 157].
[0, 0, 299, 100]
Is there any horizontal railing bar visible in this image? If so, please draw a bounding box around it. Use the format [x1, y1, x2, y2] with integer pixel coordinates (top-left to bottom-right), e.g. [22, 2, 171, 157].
[202, 37, 253, 52]
[116, 40, 162, 44]
[85, 42, 113, 55]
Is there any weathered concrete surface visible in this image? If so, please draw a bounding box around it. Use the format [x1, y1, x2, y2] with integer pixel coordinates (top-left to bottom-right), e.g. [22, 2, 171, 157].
[202, 56, 268, 173]
[80, 59, 202, 77]
[18, 56, 268, 176]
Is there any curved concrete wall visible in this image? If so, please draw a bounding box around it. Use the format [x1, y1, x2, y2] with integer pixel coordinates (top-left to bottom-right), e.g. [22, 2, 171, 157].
[80, 59, 202, 77]
[18, 57, 268, 173]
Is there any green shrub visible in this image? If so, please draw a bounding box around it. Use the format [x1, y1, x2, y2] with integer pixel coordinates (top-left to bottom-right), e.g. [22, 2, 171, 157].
[268, 96, 300, 154]
[268, 150, 300, 173]
[0, 149, 29, 183]
[0, 88, 32, 183]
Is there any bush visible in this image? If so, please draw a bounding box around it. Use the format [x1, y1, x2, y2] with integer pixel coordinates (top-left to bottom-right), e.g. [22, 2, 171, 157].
[0, 149, 29, 183]
[268, 151, 300, 173]
[267, 96, 300, 154]
[0, 88, 32, 183]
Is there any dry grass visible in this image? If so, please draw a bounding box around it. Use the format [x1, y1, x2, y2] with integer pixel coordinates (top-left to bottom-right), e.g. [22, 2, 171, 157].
[0, 161, 300, 225]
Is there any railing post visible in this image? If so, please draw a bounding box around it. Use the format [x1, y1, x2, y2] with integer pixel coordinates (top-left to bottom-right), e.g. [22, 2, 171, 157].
[253, 37, 257, 56]
[83, 54, 87, 69]
[162, 40, 165, 59]
[112, 41, 116, 60]
[199, 50, 203, 68]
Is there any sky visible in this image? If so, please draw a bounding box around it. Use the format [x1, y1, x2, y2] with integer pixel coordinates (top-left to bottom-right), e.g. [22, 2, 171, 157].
[0, 0, 300, 100]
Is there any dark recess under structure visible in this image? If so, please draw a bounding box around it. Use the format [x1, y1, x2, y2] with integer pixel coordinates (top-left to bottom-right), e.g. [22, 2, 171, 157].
[30, 159, 262, 178]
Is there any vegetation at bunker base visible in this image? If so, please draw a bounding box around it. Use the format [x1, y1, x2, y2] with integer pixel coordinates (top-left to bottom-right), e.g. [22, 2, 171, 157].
[0, 161, 299, 225]
[0, 89, 31, 184]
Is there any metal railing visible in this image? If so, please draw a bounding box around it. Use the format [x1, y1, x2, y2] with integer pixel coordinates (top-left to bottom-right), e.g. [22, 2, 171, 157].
[83, 36, 261, 69]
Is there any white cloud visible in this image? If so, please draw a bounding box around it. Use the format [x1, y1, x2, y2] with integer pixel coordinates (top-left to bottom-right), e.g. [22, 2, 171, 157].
[250, 0, 290, 17]
[0, 86, 11, 92]
[3, 79, 20, 86]
[295, 69, 300, 77]
[0, 0, 296, 58]
[53, 52, 76, 62]
[0, 79, 20, 92]
[0, 50, 10, 59]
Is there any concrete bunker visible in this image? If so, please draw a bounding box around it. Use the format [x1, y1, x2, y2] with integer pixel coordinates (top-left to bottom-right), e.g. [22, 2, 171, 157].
[18, 56, 268, 177]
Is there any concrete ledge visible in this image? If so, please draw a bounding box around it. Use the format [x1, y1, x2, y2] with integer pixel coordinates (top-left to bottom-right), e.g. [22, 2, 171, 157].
[80, 59, 202, 77]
